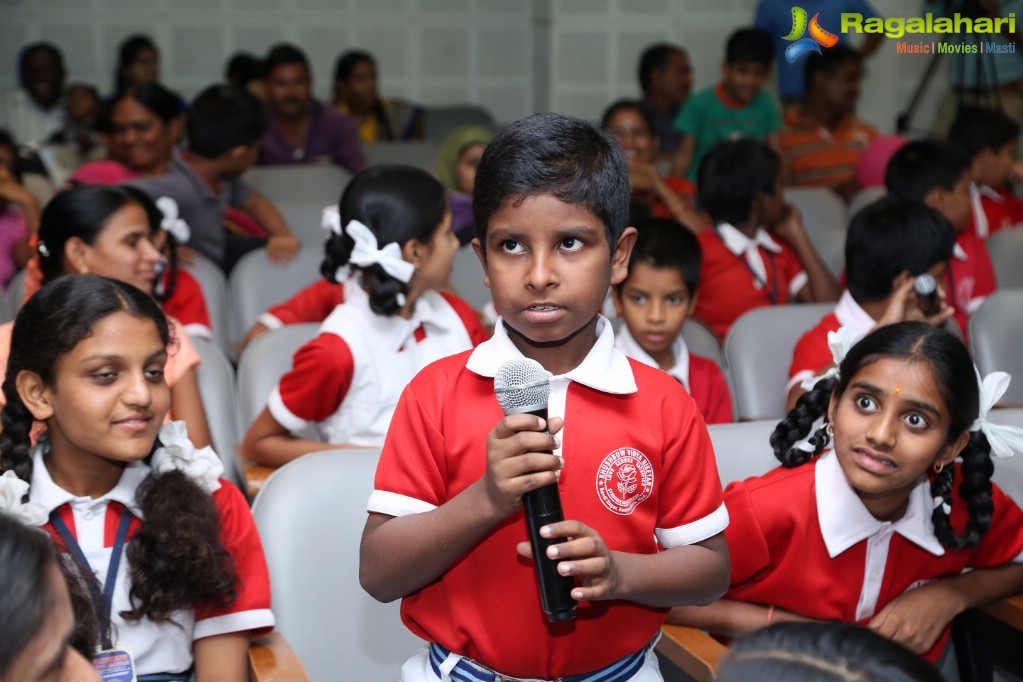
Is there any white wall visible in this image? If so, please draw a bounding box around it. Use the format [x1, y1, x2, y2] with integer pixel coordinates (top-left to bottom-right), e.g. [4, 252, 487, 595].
[1, 0, 949, 135]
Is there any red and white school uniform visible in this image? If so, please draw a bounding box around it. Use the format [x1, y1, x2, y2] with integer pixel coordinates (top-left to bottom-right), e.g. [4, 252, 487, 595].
[269, 282, 487, 447]
[259, 279, 345, 330]
[724, 451, 1023, 663]
[969, 182, 1023, 239]
[694, 223, 808, 339]
[30, 447, 273, 676]
[947, 233, 997, 343]
[162, 267, 213, 340]
[369, 317, 728, 680]
[787, 291, 875, 394]
[615, 326, 733, 424]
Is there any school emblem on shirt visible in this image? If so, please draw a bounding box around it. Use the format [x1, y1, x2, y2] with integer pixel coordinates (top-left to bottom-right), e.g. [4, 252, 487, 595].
[596, 448, 654, 515]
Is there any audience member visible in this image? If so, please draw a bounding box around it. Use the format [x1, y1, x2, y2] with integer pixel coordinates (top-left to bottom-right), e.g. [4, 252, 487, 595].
[131, 84, 300, 271]
[361, 113, 729, 681]
[433, 124, 492, 244]
[1, 42, 66, 147]
[48, 83, 102, 158]
[947, 105, 1023, 239]
[0, 274, 274, 679]
[602, 99, 706, 233]
[886, 139, 995, 342]
[334, 50, 424, 142]
[0, 130, 38, 289]
[754, 0, 882, 104]
[258, 43, 367, 173]
[780, 47, 878, 201]
[670, 321, 1023, 665]
[717, 622, 944, 682]
[225, 52, 265, 98]
[0, 513, 100, 682]
[637, 43, 693, 157]
[693, 138, 839, 340]
[786, 197, 956, 411]
[112, 34, 160, 96]
[242, 165, 485, 466]
[672, 28, 782, 183]
[612, 218, 733, 424]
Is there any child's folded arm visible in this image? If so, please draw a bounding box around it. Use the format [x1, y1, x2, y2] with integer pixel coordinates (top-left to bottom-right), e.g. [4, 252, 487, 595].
[610, 531, 730, 607]
[667, 598, 813, 637]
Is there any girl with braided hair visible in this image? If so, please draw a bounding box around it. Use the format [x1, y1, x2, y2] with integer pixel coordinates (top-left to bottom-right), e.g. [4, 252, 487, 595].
[0, 275, 273, 681]
[669, 321, 1023, 663]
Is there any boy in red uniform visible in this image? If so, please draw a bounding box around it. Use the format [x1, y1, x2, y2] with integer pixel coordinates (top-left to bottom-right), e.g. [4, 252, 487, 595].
[886, 139, 997, 342]
[692, 138, 839, 340]
[612, 218, 733, 424]
[360, 113, 730, 682]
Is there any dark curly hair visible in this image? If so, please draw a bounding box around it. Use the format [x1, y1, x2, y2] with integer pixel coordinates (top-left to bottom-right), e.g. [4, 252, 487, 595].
[769, 321, 993, 550]
[321, 164, 447, 316]
[0, 275, 237, 628]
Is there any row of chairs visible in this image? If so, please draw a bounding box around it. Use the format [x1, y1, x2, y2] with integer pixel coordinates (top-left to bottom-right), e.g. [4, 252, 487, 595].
[251, 410, 1023, 681]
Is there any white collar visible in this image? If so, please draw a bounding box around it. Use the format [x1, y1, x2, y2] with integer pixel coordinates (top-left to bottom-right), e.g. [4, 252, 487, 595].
[344, 278, 452, 354]
[834, 291, 877, 333]
[715, 222, 783, 256]
[969, 182, 1001, 238]
[466, 315, 637, 394]
[29, 443, 150, 518]
[953, 242, 968, 261]
[614, 326, 690, 390]
[815, 451, 944, 558]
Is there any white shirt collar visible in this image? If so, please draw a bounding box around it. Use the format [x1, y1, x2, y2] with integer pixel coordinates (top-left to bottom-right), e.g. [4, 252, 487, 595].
[833, 291, 877, 333]
[344, 278, 453, 353]
[614, 326, 690, 390]
[953, 242, 968, 261]
[716, 223, 782, 287]
[815, 451, 944, 558]
[969, 182, 1000, 238]
[466, 315, 637, 394]
[29, 443, 150, 518]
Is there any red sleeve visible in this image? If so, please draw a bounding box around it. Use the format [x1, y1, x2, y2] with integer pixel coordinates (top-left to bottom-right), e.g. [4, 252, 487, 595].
[968, 482, 1023, 568]
[778, 240, 807, 300]
[269, 334, 354, 429]
[439, 291, 490, 346]
[691, 355, 734, 425]
[194, 481, 274, 637]
[266, 280, 345, 326]
[788, 314, 837, 383]
[722, 479, 774, 585]
[162, 268, 212, 334]
[971, 242, 997, 300]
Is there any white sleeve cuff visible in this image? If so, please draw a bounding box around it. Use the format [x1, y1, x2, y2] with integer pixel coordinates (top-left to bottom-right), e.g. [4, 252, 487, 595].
[789, 271, 809, 298]
[966, 296, 987, 315]
[266, 386, 311, 433]
[258, 312, 283, 330]
[182, 323, 213, 341]
[655, 504, 729, 548]
[786, 369, 814, 394]
[194, 609, 275, 640]
[367, 490, 437, 517]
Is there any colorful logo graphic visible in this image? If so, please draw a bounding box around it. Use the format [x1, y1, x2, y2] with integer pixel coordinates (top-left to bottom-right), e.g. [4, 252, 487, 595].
[783, 7, 839, 62]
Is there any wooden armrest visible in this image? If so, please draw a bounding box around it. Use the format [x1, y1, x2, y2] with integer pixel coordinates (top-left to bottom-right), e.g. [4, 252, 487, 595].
[983, 594, 1023, 630]
[249, 632, 309, 682]
[245, 464, 278, 498]
[657, 624, 726, 682]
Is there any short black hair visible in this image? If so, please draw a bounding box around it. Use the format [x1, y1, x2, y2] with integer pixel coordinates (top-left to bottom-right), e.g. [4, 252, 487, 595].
[885, 140, 971, 202]
[600, 98, 655, 132]
[264, 43, 310, 75]
[17, 42, 63, 88]
[335, 50, 375, 83]
[725, 28, 774, 65]
[698, 139, 781, 225]
[226, 52, 265, 88]
[947, 105, 1021, 158]
[473, 112, 630, 254]
[620, 218, 702, 296]
[186, 84, 267, 158]
[637, 43, 687, 92]
[845, 196, 956, 304]
[803, 45, 862, 93]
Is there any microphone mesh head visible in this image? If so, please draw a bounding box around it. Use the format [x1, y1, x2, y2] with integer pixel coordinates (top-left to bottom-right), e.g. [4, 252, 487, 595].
[494, 358, 550, 413]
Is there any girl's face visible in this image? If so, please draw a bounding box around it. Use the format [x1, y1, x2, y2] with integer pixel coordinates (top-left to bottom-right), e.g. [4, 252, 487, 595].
[338, 59, 377, 109]
[605, 108, 655, 163]
[123, 47, 159, 87]
[456, 142, 486, 195]
[32, 312, 169, 478]
[411, 209, 458, 292]
[109, 98, 177, 174]
[828, 357, 967, 521]
[73, 203, 162, 293]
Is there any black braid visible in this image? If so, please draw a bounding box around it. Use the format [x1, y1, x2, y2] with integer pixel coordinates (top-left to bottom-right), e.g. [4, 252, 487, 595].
[0, 386, 38, 493]
[930, 431, 994, 550]
[770, 377, 837, 468]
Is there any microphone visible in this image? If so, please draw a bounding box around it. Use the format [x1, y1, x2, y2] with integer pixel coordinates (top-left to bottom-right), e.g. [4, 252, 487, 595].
[494, 358, 577, 623]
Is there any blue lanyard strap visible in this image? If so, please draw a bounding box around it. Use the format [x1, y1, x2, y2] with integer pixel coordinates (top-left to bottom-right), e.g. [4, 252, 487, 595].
[712, 226, 779, 305]
[50, 506, 133, 651]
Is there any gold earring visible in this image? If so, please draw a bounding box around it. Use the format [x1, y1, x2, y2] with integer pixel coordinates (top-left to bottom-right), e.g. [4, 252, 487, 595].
[79, 263, 89, 274]
[933, 461, 945, 474]
[824, 422, 834, 438]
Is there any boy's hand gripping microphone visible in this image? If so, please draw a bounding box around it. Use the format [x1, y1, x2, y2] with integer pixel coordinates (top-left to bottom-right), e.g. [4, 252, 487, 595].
[494, 358, 577, 622]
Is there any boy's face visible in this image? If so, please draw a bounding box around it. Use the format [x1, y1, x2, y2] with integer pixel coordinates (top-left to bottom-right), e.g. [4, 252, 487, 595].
[927, 170, 972, 232]
[472, 193, 635, 374]
[975, 139, 1018, 186]
[756, 178, 787, 228]
[651, 51, 693, 108]
[611, 262, 694, 367]
[264, 62, 312, 120]
[721, 60, 769, 105]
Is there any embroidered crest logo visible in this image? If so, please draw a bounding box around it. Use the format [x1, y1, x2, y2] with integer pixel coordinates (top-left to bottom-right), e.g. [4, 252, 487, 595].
[596, 448, 654, 515]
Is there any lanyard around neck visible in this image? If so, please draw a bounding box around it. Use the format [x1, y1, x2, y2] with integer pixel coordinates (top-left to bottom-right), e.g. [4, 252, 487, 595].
[713, 226, 779, 305]
[50, 506, 133, 651]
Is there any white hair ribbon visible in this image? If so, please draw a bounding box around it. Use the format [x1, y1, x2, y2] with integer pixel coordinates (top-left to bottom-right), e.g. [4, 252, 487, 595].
[933, 496, 952, 515]
[970, 368, 1023, 459]
[800, 326, 867, 392]
[150, 421, 223, 494]
[344, 219, 415, 284]
[321, 206, 342, 235]
[155, 197, 191, 243]
[0, 471, 47, 526]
